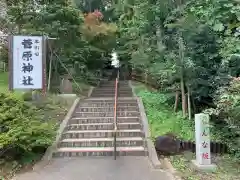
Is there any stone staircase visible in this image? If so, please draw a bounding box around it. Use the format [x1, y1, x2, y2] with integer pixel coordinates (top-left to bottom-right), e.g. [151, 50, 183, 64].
[91, 80, 133, 97]
[53, 80, 147, 157]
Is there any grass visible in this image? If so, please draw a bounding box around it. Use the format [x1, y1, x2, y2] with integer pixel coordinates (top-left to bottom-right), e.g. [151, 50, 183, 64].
[132, 81, 240, 180]
[0, 72, 26, 99]
[133, 81, 194, 140]
[170, 152, 240, 180]
[133, 81, 222, 141]
[0, 72, 11, 93]
[0, 72, 8, 88]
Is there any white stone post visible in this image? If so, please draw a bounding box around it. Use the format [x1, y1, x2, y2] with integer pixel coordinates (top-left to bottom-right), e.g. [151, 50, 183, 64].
[191, 113, 216, 171]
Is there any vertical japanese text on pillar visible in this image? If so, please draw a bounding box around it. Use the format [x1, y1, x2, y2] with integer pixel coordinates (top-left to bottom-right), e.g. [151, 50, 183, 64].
[195, 113, 211, 165]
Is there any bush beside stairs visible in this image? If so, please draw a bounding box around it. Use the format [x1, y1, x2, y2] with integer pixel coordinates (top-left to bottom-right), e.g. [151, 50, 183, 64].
[53, 80, 148, 157]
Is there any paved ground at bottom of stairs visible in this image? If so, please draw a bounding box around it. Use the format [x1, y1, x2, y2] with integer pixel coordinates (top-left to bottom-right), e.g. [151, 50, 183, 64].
[12, 157, 175, 180]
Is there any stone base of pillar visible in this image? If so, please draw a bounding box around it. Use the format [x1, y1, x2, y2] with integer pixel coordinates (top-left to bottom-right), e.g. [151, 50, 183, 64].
[191, 160, 217, 172]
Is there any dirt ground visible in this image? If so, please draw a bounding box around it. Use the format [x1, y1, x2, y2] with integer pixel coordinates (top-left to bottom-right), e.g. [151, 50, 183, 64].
[169, 151, 240, 180]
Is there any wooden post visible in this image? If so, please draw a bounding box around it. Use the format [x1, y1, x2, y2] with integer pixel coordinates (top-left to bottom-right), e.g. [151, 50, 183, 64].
[42, 36, 47, 97]
[8, 35, 13, 92]
[187, 86, 191, 120]
[47, 48, 53, 92]
[174, 91, 179, 112]
[144, 71, 148, 84]
[7, 36, 21, 94]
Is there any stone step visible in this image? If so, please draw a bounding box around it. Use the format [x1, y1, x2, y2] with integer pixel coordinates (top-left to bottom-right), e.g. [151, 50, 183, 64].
[83, 97, 137, 101]
[90, 94, 133, 97]
[81, 99, 137, 102]
[73, 111, 139, 117]
[99, 82, 129, 85]
[97, 88, 130, 91]
[100, 81, 129, 84]
[97, 87, 130, 90]
[69, 117, 140, 124]
[98, 84, 131, 89]
[101, 81, 129, 83]
[94, 84, 132, 89]
[53, 146, 146, 157]
[91, 91, 132, 94]
[91, 91, 132, 95]
[95, 87, 132, 93]
[59, 137, 144, 148]
[91, 93, 132, 96]
[76, 106, 139, 112]
[79, 102, 138, 107]
[65, 122, 142, 131]
[61, 129, 144, 139]
[100, 81, 129, 83]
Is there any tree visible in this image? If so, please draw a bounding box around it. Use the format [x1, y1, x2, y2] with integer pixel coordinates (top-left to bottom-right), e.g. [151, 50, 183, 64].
[3, 0, 118, 83]
[111, 0, 240, 159]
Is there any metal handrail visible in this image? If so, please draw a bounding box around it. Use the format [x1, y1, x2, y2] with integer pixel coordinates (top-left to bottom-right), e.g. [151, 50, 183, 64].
[113, 69, 119, 160]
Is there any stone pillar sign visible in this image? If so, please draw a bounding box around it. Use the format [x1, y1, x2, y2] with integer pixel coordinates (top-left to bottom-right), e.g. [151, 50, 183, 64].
[192, 113, 216, 171]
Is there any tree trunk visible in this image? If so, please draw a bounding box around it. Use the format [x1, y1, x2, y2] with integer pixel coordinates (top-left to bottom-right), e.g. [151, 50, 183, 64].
[187, 86, 191, 120]
[144, 71, 148, 84]
[178, 35, 187, 117]
[155, 16, 165, 53]
[180, 78, 187, 117]
[156, 26, 164, 53]
[174, 91, 179, 112]
[185, 93, 188, 113]
[191, 96, 196, 114]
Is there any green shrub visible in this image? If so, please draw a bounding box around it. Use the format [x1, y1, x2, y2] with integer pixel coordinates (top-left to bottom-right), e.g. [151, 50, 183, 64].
[0, 93, 56, 160]
[137, 90, 195, 140]
[204, 78, 240, 160]
[22, 91, 33, 101]
[137, 91, 170, 107]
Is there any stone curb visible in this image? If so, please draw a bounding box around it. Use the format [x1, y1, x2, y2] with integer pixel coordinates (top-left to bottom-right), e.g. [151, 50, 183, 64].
[128, 80, 136, 97]
[130, 80, 181, 179]
[129, 80, 161, 169]
[88, 86, 94, 97]
[136, 97, 162, 169]
[33, 98, 80, 171]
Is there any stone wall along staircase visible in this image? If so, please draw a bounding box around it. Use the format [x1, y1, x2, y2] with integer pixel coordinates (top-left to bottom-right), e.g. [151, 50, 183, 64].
[53, 80, 147, 157]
